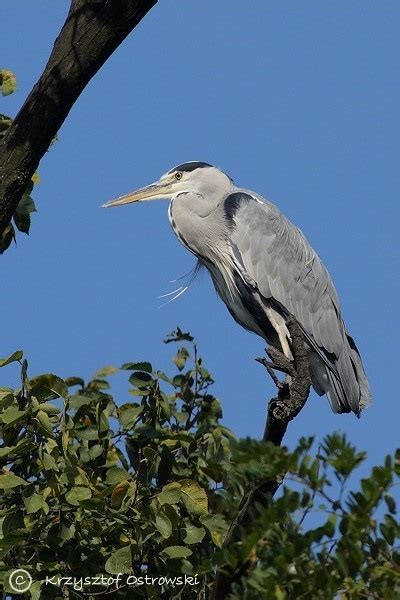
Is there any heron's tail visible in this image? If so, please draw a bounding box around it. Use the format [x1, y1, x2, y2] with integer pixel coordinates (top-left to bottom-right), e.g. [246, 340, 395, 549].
[326, 334, 372, 415]
[311, 334, 372, 416]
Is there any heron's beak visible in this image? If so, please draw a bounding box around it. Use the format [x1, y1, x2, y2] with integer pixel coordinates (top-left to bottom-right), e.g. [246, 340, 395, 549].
[101, 181, 174, 208]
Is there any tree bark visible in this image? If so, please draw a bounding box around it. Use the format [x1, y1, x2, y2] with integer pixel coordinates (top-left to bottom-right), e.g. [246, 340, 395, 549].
[212, 316, 311, 599]
[0, 0, 157, 238]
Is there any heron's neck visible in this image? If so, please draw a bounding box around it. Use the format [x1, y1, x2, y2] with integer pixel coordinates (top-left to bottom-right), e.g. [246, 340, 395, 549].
[168, 191, 227, 259]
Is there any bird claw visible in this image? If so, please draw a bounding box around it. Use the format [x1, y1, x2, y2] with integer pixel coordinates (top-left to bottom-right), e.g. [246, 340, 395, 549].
[266, 347, 295, 377]
[269, 398, 292, 421]
[256, 356, 285, 389]
[256, 345, 296, 391]
[271, 402, 286, 420]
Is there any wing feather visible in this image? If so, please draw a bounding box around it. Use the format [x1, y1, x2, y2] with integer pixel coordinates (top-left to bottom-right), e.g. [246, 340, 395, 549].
[226, 191, 371, 414]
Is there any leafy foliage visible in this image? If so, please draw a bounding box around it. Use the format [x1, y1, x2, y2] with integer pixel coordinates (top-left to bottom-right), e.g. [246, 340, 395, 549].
[0, 69, 38, 254]
[0, 334, 399, 599]
[0, 71, 17, 97]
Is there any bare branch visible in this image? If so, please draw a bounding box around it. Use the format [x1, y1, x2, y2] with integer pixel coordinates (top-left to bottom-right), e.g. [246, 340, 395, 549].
[0, 0, 157, 239]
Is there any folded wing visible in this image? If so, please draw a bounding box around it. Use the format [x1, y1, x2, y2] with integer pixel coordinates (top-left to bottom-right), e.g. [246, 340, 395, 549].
[225, 191, 372, 415]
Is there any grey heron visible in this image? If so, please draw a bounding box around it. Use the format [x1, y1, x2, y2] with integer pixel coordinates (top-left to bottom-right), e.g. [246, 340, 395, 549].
[103, 161, 372, 416]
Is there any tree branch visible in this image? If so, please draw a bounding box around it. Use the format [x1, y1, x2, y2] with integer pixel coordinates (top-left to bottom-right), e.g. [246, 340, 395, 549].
[212, 315, 311, 599]
[0, 0, 157, 238]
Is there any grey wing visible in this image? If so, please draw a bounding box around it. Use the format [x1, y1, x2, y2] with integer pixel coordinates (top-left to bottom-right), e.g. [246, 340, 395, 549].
[226, 191, 372, 415]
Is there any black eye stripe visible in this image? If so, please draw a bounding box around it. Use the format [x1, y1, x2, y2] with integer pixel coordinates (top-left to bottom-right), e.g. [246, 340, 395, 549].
[168, 161, 212, 174]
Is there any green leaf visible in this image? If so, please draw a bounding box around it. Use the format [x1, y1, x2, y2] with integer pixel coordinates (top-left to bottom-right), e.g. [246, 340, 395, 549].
[129, 371, 153, 388]
[0, 447, 13, 457]
[14, 194, 36, 234]
[180, 480, 208, 516]
[60, 523, 76, 541]
[30, 373, 68, 401]
[42, 452, 59, 471]
[200, 514, 229, 548]
[380, 514, 398, 545]
[0, 439, 35, 458]
[77, 426, 99, 441]
[13, 439, 35, 456]
[0, 350, 23, 368]
[65, 487, 92, 506]
[0, 70, 17, 96]
[0, 406, 26, 424]
[16, 194, 36, 216]
[13, 217, 27, 237]
[65, 376, 85, 387]
[384, 494, 397, 514]
[37, 410, 54, 433]
[0, 387, 14, 403]
[161, 545, 192, 559]
[69, 394, 92, 409]
[173, 348, 189, 371]
[105, 467, 131, 485]
[23, 493, 46, 514]
[275, 586, 287, 600]
[172, 375, 186, 388]
[105, 546, 133, 574]
[158, 482, 182, 506]
[98, 409, 109, 434]
[89, 444, 103, 460]
[29, 581, 42, 600]
[155, 513, 173, 539]
[89, 378, 110, 391]
[93, 365, 119, 378]
[0, 223, 15, 254]
[111, 480, 130, 507]
[121, 361, 152, 372]
[0, 472, 28, 488]
[182, 524, 206, 545]
[39, 402, 60, 415]
[325, 514, 337, 538]
[119, 405, 143, 429]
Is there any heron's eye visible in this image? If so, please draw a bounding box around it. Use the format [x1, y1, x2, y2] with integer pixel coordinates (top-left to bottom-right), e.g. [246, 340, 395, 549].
[174, 172, 183, 180]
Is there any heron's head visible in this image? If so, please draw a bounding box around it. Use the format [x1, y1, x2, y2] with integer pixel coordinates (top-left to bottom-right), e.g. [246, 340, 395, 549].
[102, 161, 233, 209]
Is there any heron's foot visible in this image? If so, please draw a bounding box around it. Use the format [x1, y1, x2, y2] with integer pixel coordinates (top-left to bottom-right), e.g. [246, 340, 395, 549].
[266, 346, 295, 377]
[255, 357, 285, 389]
[255, 346, 295, 384]
[268, 396, 292, 422]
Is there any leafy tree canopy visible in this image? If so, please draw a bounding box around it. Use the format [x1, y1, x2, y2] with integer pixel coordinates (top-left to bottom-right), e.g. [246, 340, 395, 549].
[0, 331, 399, 599]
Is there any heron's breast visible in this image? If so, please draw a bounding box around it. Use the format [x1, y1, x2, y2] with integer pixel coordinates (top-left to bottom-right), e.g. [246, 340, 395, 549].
[205, 261, 275, 341]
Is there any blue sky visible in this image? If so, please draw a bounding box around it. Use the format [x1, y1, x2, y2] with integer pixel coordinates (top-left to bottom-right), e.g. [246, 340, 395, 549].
[2, 2, 399, 478]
